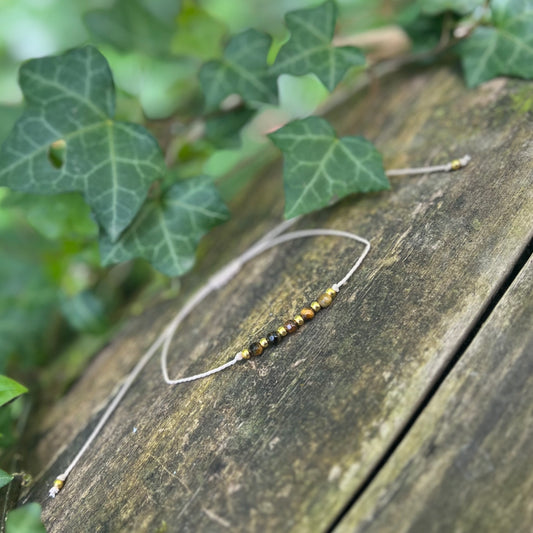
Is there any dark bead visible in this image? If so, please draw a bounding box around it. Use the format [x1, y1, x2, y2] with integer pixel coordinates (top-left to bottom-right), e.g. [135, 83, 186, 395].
[284, 320, 298, 333]
[266, 331, 281, 346]
[249, 342, 264, 357]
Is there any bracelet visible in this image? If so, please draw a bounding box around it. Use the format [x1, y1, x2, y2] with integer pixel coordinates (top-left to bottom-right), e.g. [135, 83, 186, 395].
[48, 155, 471, 498]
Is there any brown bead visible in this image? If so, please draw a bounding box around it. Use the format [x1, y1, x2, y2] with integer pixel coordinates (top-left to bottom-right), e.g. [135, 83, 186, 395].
[249, 342, 263, 357]
[284, 320, 298, 333]
[241, 349, 251, 360]
[294, 315, 304, 326]
[300, 307, 315, 321]
[310, 301, 321, 312]
[325, 288, 337, 299]
[317, 292, 333, 308]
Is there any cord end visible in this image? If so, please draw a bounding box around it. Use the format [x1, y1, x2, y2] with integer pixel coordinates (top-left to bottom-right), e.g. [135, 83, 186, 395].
[449, 154, 471, 171]
[49, 475, 66, 498]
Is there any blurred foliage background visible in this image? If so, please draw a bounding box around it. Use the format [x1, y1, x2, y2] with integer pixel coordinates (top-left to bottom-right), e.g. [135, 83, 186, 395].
[0, 0, 407, 464]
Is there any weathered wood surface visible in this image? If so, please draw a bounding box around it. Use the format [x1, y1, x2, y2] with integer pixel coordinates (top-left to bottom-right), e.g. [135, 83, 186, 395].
[23, 64, 533, 533]
[335, 253, 533, 533]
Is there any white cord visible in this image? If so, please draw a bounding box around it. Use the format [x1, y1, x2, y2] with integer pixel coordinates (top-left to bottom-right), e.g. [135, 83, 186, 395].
[386, 154, 471, 176]
[160, 228, 369, 385]
[48, 154, 471, 497]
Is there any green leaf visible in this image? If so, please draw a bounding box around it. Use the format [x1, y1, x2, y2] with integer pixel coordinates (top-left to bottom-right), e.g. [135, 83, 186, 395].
[458, 0, 533, 87]
[84, 0, 179, 56]
[0, 228, 59, 370]
[269, 117, 389, 219]
[421, 0, 483, 15]
[1, 192, 97, 240]
[205, 107, 255, 149]
[6, 503, 46, 533]
[0, 105, 22, 144]
[199, 29, 278, 111]
[0, 469, 13, 489]
[60, 290, 108, 333]
[0, 375, 28, 407]
[397, 5, 452, 54]
[0, 46, 166, 241]
[172, 2, 227, 60]
[100, 176, 230, 276]
[103, 48, 199, 120]
[270, 0, 365, 92]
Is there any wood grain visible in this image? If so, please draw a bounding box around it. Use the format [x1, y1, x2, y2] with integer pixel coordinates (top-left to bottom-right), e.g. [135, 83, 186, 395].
[23, 66, 533, 533]
[336, 254, 533, 533]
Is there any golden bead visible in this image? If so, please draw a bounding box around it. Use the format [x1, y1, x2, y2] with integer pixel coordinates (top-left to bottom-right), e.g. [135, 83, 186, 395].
[301, 307, 315, 320]
[53, 479, 64, 490]
[241, 349, 251, 360]
[259, 337, 269, 348]
[277, 326, 288, 336]
[310, 301, 321, 312]
[294, 315, 304, 326]
[451, 159, 461, 170]
[317, 292, 333, 308]
[325, 288, 337, 298]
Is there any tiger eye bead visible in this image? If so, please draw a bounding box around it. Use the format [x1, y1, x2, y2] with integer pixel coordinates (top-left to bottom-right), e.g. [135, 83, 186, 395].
[249, 342, 264, 357]
[294, 315, 304, 326]
[317, 292, 333, 308]
[300, 307, 315, 321]
[277, 325, 288, 336]
[241, 348, 251, 360]
[266, 331, 281, 345]
[284, 320, 298, 333]
[259, 337, 269, 348]
[310, 301, 321, 312]
[325, 288, 337, 299]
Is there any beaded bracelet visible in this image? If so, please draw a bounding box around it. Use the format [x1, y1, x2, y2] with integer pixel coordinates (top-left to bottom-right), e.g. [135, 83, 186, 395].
[48, 155, 471, 498]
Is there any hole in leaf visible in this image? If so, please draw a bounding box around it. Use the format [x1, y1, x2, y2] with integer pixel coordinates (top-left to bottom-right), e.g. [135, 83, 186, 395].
[47, 139, 66, 169]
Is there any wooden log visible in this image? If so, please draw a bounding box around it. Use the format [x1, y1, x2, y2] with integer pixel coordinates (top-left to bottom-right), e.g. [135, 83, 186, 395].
[22, 65, 533, 532]
[336, 254, 533, 533]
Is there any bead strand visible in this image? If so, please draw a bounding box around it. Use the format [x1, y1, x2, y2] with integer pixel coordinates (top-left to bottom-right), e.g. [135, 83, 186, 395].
[240, 287, 338, 360]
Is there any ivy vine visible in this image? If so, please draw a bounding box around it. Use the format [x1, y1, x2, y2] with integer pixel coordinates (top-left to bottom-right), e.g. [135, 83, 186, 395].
[1, 0, 532, 277]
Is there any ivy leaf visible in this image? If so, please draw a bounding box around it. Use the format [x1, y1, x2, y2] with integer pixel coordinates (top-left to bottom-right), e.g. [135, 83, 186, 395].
[458, 0, 533, 87]
[205, 107, 255, 149]
[269, 117, 389, 219]
[6, 503, 46, 533]
[100, 176, 230, 276]
[0, 228, 59, 370]
[2, 192, 97, 240]
[0, 46, 166, 241]
[84, 0, 179, 56]
[172, 2, 227, 61]
[0, 375, 28, 407]
[199, 29, 278, 111]
[270, 0, 365, 91]
[0, 469, 13, 489]
[0, 105, 22, 144]
[60, 290, 108, 334]
[397, 5, 452, 54]
[421, 0, 483, 15]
